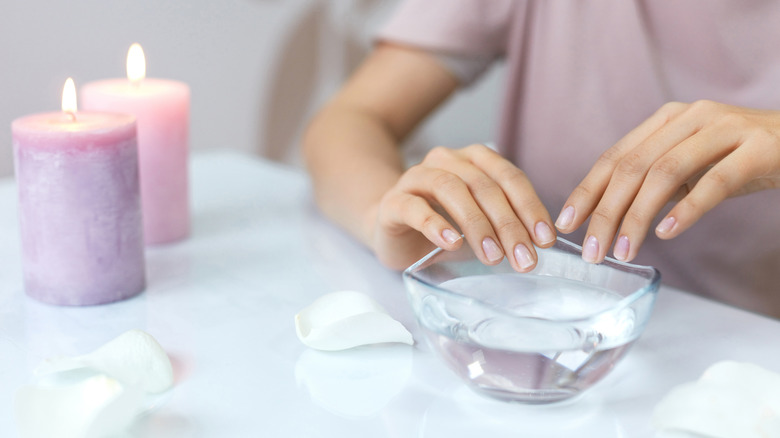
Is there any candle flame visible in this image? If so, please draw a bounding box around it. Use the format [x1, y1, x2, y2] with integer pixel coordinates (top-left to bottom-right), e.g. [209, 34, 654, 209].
[62, 77, 77, 116]
[127, 43, 146, 83]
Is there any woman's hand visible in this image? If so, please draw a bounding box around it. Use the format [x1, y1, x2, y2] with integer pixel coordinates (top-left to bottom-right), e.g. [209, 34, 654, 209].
[556, 100, 780, 263]
[369, 144, 557, 271]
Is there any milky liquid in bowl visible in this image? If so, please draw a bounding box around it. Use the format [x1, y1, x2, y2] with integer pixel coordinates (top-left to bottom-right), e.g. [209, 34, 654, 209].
[418, 273, 638, 403]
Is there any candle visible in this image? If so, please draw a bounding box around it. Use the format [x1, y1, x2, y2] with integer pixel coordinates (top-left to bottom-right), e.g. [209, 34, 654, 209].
[81, 43, 190, 245]
[12, 78, 146, 306]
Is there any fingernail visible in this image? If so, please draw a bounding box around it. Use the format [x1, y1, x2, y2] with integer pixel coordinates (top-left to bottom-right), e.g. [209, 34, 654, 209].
[614, 235, 630, 261]
[442, 229, 461, 245]
[534, 221, 555, 244]
[582, 235, 599, 263]
[482, 237, 503, 262]
[555, 206, 575, 230]
[514, 244, 535, 270]
[656, 216, 677, 235]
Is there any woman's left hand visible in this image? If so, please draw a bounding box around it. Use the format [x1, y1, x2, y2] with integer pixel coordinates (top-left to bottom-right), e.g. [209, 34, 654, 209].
[555, 100, 780, 263]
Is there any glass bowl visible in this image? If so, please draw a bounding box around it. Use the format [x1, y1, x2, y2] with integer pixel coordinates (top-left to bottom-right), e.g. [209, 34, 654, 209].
[403, 237, 661, 404]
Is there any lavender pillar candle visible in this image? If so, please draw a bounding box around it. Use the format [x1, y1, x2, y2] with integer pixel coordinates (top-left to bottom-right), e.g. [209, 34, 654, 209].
[11, 80, 145, 305]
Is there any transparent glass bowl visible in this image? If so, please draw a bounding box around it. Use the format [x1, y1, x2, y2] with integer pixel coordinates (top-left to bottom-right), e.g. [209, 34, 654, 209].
[403, 237, 661, 404]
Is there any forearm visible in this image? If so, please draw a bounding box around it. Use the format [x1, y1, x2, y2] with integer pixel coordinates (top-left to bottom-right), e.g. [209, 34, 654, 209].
[303, 103, 404, 248]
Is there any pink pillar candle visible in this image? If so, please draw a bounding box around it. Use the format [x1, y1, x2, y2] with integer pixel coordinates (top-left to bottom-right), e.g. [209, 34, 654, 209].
[12, 112, 146, 306]
[81, 78, 190, 245]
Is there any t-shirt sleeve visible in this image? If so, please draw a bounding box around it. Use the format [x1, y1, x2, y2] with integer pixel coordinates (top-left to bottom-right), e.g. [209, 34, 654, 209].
[375, 0, 515, 85]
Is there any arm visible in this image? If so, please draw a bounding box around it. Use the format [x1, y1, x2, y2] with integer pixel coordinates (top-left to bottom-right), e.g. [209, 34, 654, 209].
[303, 43, 457, 249]
[304, 43, 556, 271]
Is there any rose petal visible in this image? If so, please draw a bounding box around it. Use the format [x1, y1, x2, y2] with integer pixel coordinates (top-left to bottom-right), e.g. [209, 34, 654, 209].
[15, 375, 142, 438]
[295, 291, 414, 351]
[654, 361, 780, 438]
[36, 330, 174, 394]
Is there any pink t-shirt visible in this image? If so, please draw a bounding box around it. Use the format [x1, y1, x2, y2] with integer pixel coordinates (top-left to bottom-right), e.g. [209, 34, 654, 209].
[378, 0, 780, 316]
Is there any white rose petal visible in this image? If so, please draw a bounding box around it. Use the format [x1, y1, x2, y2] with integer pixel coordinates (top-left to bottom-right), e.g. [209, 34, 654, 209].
[654, 361, 780, 438]
[295, 290, 414, 351]
[36, 329, 174, 394]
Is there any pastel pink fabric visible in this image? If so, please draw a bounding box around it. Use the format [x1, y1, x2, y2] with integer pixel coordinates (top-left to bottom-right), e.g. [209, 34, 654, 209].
[378, 0, 780, 316]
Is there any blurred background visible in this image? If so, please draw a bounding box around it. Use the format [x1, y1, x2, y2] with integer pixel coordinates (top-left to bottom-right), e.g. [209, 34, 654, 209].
[0, 0, 504, 178]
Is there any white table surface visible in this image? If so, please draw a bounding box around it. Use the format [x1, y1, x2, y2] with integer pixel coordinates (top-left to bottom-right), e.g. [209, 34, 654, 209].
[1, 149, 779, 438]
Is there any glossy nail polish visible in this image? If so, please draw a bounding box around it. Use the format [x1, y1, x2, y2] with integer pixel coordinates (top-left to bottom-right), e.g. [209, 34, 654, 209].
[482, 237, 503, 262]
[442, 229, 461, 245]
[614, 235, 630, 261]
[582, 235, 599, 263]
[555, 206, 575, 230]
[514, 244, 535, 270]
[534, 222, 555, 244]
[656, 216, 677, 235]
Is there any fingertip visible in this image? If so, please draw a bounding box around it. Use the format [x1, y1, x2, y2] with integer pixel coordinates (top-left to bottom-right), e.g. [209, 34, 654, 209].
[613, 235, 631, 261]
[513, 243, 537, 272]
[554, 205, 576, 233]
[533, 221, 557, 247]
[481, 236, 504, 264]
[439, 228, 463, 249]
[655, 216, 678, 239]
[582, 235, 602, 264]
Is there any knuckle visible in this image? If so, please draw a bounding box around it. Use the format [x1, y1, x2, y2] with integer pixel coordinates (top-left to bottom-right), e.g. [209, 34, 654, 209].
[496, 165, 528, 186]
[464, 143, 491, 154]
[589, 207, 616, 225]
[419, 212, 440, 230]
[470, 175, 499, 194]
[688, 99, 720, 116]
[517, 196, 545, 213]
[676, 195, 701, 215]
[658, 101, 686, 120]
[599, 148, 621, 166]
[493, 217, 520, 235]
[622, 208, 646, 228]
[402, 163, 424, 179]
[424, 146, 454, 164]
[430, 170, 463, 192]
[702, 168, 733, 193]
[461, 210, 487, 228]
[570, 183, 597, 200]
[615, 151, 648, 177]
[649, 155, 683, 181]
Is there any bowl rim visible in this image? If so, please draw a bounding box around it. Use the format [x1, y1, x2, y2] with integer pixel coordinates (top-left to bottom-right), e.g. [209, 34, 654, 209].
[402, 237, 662, 324]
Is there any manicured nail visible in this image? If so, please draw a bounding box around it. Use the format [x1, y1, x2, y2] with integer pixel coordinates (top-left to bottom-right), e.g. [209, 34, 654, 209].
[614, 235, 630, 261]
[442, 229, 461, 245]
[656, 216, 677, 235]
[534, 221, 555, 244]
[482, 237, 503, 262]
[514, 244, 535, 270]
[582, 235, 599, 263]
[555, 206, 575, 230]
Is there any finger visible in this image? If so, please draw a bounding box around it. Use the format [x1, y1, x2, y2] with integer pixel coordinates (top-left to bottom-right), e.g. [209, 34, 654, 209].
[581, 104, 705, 262]
[438, 150, 539, 271]
[398, 165, 506, 266]
[382, 191, 463, 250]
[614, 125, 739, 260]
[656, 134, 780, 240]
[463, 144, 556, 249]
[557, 102, 688, 234]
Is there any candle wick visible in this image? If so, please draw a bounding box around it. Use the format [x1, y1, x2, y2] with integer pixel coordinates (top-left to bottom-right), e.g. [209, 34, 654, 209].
[66, 111, 77, 122]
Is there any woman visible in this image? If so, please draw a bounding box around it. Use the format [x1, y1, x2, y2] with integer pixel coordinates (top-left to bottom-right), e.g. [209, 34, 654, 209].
[302, 0, 780, 316]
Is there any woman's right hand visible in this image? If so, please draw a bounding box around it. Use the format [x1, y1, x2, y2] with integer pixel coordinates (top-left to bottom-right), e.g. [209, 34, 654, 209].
[369, 143, 557, 272]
